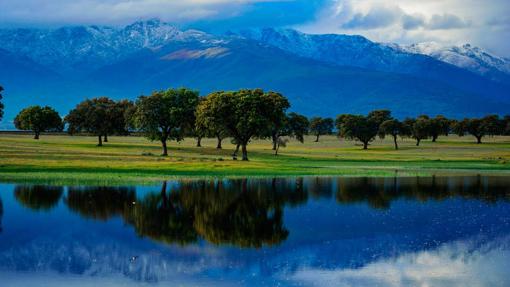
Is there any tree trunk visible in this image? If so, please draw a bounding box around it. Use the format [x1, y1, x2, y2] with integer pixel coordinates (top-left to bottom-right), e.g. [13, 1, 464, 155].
[416, 138, 420, 146]
[432, 135, 437, 142]
[275, 142, 279, 156]
[232, 143, 240, 160]
[196, 137, 202, 147]
[476, 136, 482, 144]
[34, 132, 40, 140]
[241, 144, 248, 161]
[362, 141, 368, 150]
[104, 134, 108, 142]
[393, 135, 398, 150]
[216, 136, 223, 149]
[161, 140, 168, 156]
[315, 134, 320, 142]
[272, 134, 278, 150]
[97, 135, 103, 146]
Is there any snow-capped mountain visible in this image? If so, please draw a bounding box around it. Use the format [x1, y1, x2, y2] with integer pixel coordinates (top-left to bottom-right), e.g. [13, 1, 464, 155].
[0, 19, 218, 73]
[0, 20, 509, 128]
[237, 28, 510, 84]
[394, 42, 510, 83]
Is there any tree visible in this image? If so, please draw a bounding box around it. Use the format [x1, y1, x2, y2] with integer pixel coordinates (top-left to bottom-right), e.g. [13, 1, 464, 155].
[404, 116, 431, 146]
[104, 99, 135, 142]
[451, 119, 469, 137]
[466, 118, 488, 144]
[134, 88, 199, 156]
[14, 106, 63, 139]
[367, 110, 392, 127]
[309, 117, 334, 142]
[196, 89, 289, 161]
[339, 114, 379, 149]
[429, 115, 450, 142]
[0, 86, 4, 121]
[196, 92, 229, 149]
[483, 114, 504, 137]
[379, 119, 406, 150]
[266, 92, 291, 150]
[286, 112, 309, 143]
[504, 115, 510, 135]
[271, 112, 309, 156]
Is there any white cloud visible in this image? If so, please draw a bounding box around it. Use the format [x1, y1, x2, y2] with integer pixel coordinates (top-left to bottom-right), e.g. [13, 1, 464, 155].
[0, 0, 275, 25]
[288, 236, 510, 287]
[298, 0, 510, 57]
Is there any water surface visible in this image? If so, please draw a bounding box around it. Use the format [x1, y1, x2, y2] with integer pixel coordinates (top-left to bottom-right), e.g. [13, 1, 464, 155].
[1, 176, 509, 286]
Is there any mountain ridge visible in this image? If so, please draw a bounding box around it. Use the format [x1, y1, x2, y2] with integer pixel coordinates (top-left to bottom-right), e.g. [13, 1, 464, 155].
[0, 20, 509, 128]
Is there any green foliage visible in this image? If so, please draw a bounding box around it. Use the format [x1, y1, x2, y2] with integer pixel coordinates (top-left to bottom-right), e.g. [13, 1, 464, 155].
[367, 110, 392, 126]
[286, 112, 309, 143]
[196, 89, 289, 160]
[429, 115, 450, 142]
[134, 88, 200, 155]
[309, 117, 334, 142]
[404, 116, 431, 146]
[379, 119, 406, 149]
[338, 113, 380, 149]
[14, 105, 63, 139]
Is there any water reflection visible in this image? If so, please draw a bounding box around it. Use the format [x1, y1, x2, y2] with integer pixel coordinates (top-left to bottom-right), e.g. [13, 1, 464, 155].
[0, 197, 3, 233]
[8, 176, 510, 248]
[336, 176, 510, 209]
[14, 185, 63, 211]
[1, 176, 510, 286]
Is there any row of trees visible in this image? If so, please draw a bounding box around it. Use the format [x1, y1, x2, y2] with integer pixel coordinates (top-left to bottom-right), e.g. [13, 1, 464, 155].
[10, 88, 510, 158]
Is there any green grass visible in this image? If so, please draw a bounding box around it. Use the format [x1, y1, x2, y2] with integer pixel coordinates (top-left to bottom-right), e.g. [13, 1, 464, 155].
[0, 134, 509, 185]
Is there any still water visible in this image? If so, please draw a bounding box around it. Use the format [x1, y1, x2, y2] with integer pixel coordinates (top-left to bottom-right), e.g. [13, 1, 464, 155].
[0, 176, 509, 286]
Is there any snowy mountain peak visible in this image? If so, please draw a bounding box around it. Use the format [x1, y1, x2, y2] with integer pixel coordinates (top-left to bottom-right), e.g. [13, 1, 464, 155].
[396, 42, 510, 78]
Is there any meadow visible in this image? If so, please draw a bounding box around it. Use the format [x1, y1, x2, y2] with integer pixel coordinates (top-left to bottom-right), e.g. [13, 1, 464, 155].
[0, 133, 509, 185]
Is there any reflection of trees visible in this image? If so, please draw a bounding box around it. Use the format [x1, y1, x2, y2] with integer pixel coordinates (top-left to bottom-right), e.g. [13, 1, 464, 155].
[14, 185, 63, 211]
[124, 182, 197, 245]
[65, 186, 136, 220]
[177, 178, 306, 248]
[60, 178, 307, 248]
[336, 176, 510, 210]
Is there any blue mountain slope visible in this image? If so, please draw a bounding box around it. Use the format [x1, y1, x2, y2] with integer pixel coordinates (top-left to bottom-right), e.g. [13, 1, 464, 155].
[89, 39, 510, 118]
[237, 28, 510, 101]
[0, 21, 509, 128]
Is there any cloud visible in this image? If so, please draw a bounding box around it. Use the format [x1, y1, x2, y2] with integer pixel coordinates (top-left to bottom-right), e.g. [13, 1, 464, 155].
[342, 5, 402, 30]
[402, 13, 425, 30]
[0, 0, 286, 26]
[427, 13, 471, 30]
[288, 236, 510, 287]
[297, 0, 510, 57]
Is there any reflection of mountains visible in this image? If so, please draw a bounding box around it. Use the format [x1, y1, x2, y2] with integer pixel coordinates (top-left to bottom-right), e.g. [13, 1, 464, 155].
[12, 176, 510, 247]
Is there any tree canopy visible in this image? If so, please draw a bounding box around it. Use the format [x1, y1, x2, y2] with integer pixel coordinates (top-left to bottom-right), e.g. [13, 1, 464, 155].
[134, 88, 199, 156]
[64, 97, 128, 146]
[338, 114, 380, 149]
[196, 89, 289, 160]
[309, 117, 334, 142]
[14, 105, 63, 139]
[379, 119, 408, 150]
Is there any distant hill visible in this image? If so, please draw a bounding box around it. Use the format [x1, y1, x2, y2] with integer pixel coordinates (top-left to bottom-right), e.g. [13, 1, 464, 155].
[0, 20, 509, 128]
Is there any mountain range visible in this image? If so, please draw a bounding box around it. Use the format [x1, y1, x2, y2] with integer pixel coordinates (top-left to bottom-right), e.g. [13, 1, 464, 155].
[0, 19, 509, 128]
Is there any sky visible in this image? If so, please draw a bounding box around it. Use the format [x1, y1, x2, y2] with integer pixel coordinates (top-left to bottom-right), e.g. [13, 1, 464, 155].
[0, 0, 509, 56]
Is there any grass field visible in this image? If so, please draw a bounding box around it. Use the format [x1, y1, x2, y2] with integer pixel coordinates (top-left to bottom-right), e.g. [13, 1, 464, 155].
[0, 133, 509, 185]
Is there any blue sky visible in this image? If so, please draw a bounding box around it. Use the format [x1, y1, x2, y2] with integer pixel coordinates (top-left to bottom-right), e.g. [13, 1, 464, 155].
[0, 0, 509, 56]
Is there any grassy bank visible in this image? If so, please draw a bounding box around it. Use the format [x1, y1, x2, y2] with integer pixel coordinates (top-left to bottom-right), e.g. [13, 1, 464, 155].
[0, 134, 509, 185]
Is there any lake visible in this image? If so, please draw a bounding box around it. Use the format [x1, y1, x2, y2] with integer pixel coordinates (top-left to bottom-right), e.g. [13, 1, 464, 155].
[0, 176, 509, 286]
